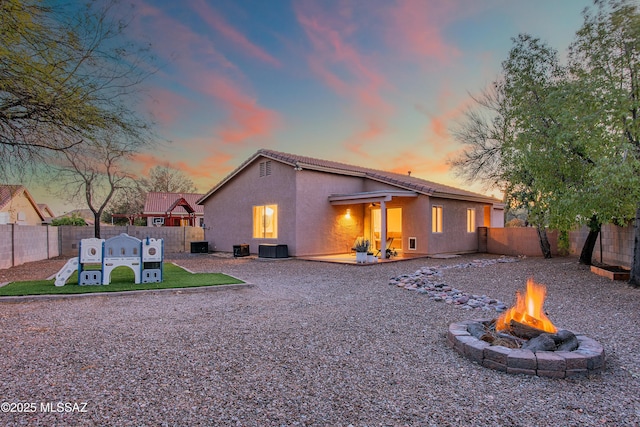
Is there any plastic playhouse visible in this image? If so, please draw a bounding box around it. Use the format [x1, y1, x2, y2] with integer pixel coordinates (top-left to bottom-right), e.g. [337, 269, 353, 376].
[55, 233, 164, 286]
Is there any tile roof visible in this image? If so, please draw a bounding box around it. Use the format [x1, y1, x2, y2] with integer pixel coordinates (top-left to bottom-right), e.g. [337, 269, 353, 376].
[0, 185, 25, 210]
[144, 192, 204, 215]
[38, 204, 55, 218]
[0, 184, 46, 221]
[198, 149, 501, 204]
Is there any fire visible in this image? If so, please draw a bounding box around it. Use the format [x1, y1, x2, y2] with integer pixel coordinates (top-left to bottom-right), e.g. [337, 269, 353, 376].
[496, 278, 557, 333]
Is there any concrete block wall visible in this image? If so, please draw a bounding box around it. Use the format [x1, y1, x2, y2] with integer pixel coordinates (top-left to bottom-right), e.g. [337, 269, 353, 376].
[58, 225, 205, 257]
[486, 224, 634, 267]
[486, 227, 559, 257]
[0, 225, 59, 269]
[0, 225, 12, 269]
[569, 223, 634, 268]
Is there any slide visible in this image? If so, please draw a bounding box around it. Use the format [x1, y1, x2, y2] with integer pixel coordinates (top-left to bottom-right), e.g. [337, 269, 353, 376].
[54, 257, 79, 287]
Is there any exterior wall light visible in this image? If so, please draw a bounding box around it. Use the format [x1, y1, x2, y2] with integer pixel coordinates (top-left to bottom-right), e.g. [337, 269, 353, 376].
[345, 208, 351, 219]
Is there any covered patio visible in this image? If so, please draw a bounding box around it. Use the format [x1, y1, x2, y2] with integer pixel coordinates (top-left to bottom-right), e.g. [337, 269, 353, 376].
[329, 190, 418, 259]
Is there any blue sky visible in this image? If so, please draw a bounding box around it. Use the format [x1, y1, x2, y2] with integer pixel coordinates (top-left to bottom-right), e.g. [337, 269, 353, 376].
[36, 0, 594, 214]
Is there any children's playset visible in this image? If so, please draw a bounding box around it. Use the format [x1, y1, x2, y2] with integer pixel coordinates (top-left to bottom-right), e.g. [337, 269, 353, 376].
[55, 233, 164, 287]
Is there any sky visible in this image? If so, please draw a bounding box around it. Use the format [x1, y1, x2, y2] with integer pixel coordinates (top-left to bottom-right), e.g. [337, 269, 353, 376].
[37, 0, 594, 215]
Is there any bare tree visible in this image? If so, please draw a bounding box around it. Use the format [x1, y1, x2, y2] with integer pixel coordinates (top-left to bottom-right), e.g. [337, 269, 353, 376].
[56, 131, 137, 238]
[142, 165, 198, 193]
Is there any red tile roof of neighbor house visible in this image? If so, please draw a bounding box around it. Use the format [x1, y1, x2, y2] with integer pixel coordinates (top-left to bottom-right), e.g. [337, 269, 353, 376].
[198, 149, 502, 204]
[0, 184, 46, 220]
[144, 192, 204, 215]
[38, 204, 55, 218]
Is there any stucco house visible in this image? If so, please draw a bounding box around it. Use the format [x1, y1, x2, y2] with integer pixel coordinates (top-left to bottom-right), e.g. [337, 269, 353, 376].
[0, 185, 47, 225]
[197, 149, 504, 258]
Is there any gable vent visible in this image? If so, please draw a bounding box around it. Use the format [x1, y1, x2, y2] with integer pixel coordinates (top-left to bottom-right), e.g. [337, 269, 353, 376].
[259, 160, 272, 177]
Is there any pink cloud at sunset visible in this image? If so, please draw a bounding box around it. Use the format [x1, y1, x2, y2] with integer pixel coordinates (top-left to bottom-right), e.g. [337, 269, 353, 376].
[387, 153, 452, 177]
[295, 1, 394, 153]
[297, 7, 391, 113]
[413, 87, 476, 155]
[199, 74, 280, 145]
[131, 149, 234, 185]
[145, 88, 192, 127]
[341, 120, 387, 160]
[191, 0, 281, 67]
[385, 0, 462, 63]
[133, 1, 281, 149]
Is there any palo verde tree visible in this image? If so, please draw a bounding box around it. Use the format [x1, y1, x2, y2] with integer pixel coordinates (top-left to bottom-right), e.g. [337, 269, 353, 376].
[1, 0, 153, 176]
[452, 1, 640, 267]
[452, 35, 574, 258]
[568, 0, 640, 284]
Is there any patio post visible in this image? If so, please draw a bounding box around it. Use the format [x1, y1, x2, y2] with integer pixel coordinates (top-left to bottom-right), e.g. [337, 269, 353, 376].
[380, 200, 387, 259]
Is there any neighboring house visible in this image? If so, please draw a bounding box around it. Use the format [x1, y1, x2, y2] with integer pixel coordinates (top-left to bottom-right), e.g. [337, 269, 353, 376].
[0, 185, 46, 225]
[197, 149, 504, 258]
[143, 192, 204, 227]
[38, 204, 56, 224]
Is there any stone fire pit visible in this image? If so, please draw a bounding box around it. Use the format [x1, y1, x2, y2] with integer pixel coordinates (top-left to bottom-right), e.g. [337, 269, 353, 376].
[447, 319, 606, 378]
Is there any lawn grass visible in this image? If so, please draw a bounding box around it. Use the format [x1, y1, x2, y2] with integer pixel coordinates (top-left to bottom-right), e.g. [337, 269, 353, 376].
[0, 263, 244, 297]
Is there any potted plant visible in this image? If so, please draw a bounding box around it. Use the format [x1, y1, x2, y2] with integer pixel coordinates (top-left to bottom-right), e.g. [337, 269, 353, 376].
[354, 238, 370, 263]
[367, 251, 377, 263]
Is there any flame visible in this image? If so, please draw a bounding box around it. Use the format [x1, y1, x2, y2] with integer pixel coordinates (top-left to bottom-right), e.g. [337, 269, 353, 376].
[496, 278, 557, 333]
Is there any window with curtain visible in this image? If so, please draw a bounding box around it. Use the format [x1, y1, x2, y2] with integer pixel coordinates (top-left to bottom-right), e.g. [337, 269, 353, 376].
[432, 205, 443, 233]
[253, 204, 278, 238]
[467, 208, 476, 233]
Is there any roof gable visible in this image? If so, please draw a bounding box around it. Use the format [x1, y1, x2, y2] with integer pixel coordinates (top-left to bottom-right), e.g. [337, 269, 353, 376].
[0, 184, 46, 221]
[198, 149, 501, 204]
[144, 192, 204, 215]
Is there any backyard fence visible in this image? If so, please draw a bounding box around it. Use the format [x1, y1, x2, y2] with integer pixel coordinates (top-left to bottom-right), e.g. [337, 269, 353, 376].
[0, 224, 59, 270]
[0, 223, 635, 270]
[0, 225, 204, 269]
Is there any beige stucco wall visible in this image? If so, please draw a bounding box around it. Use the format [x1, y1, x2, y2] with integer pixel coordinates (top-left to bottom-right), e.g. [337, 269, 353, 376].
[0, 192, 42, 225]
[202, 158, 297, 254]
[427, 197, 490, 255]
[293, 169, 366, 256]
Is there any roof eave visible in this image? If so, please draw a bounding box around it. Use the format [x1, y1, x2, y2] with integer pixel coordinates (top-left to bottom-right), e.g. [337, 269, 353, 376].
[431, 191, 502, 204]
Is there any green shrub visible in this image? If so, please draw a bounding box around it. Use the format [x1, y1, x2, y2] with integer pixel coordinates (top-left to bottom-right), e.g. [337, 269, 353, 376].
[52, 213, 87, 226]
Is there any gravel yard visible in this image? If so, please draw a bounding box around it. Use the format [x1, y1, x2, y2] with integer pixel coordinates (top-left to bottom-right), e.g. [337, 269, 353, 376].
[0, 254, 639, 426]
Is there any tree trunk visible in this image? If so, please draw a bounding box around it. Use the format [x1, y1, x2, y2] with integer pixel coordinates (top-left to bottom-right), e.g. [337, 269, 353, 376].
[536, 225, 552, 258]
[93, 211, 101, 239]
[579, 215, 601, 265]
[629, 205, 640, 287]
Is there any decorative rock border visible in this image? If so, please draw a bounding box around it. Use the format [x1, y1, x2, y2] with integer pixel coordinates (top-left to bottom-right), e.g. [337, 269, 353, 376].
[389, 257, 519, 312]
[447, 320, 606, 378]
